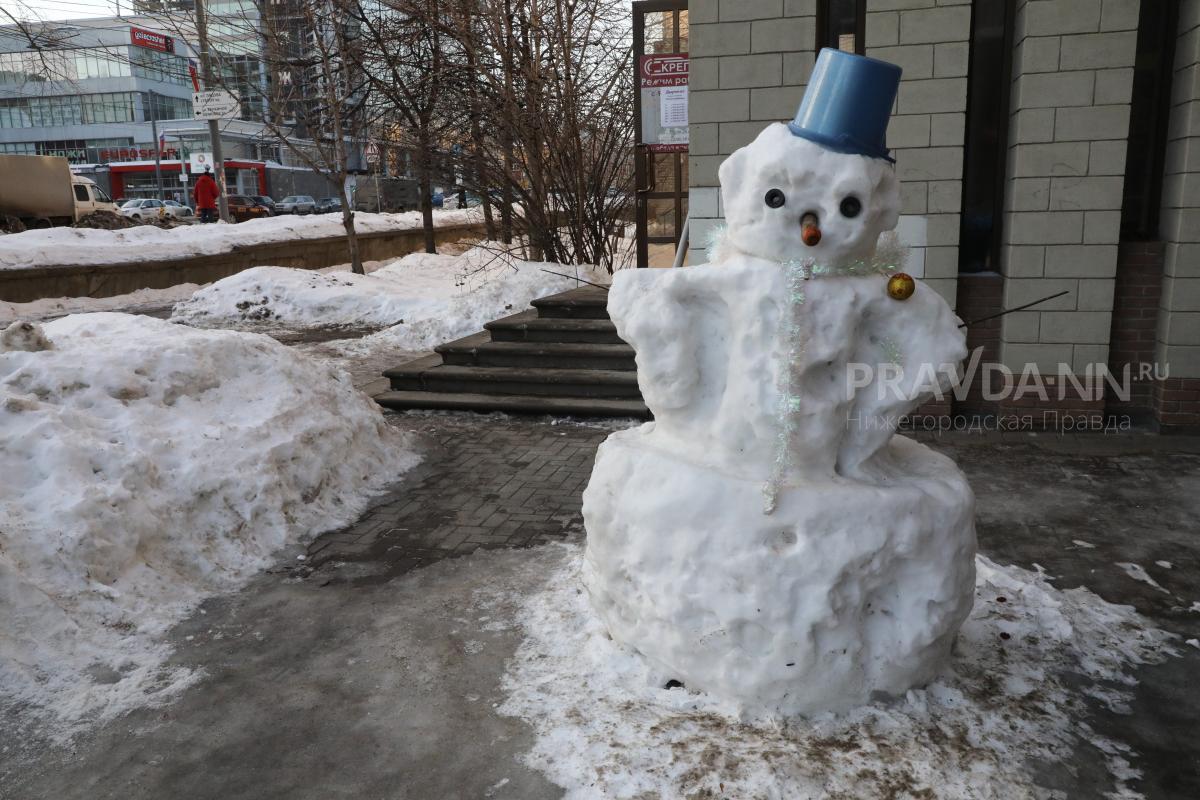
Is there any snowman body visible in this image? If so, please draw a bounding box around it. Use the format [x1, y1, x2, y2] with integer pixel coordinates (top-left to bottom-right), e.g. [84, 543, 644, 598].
[581, 123, 977, 715]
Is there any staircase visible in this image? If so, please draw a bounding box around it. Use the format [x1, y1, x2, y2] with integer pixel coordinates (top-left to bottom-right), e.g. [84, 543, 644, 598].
[375, 287, 650, 418]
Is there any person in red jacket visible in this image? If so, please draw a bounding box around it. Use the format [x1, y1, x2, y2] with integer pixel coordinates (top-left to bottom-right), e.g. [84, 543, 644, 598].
[194, 167, 220, 223]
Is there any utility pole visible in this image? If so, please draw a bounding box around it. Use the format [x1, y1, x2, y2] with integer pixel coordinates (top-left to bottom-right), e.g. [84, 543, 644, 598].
[194, 0, 230, 222]
[149, 91, 164, 201]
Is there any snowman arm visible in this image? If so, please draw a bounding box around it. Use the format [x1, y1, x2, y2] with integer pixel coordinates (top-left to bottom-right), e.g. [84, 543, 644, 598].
[609, 272, 708, 411]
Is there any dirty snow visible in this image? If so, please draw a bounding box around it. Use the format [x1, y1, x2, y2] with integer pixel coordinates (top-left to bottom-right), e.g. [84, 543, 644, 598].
[1155, 560, 1172, 570]
[172, 245, 603, 351]
[1072, 539, 1097, 549]
[0, 283, 202, 325]
[496, 545, 1177, 800]
[0, 209, 481, 269]
[0, 313, 416, 737]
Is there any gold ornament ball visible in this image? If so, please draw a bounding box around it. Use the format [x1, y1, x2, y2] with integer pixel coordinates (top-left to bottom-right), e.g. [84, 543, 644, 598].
[887, 272, 916, 301]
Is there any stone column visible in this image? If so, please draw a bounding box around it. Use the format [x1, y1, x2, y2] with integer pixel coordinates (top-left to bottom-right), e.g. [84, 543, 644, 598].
[1154, 0, 1200, 428]
[998, 0, 1140, 395]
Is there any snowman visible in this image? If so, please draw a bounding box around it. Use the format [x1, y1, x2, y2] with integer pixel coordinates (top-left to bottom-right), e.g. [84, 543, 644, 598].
[582, 50, 977, 716]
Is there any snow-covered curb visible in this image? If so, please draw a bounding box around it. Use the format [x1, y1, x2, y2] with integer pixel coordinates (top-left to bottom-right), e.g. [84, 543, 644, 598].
[494, 545, 1178, 799]
[0, 209, 482, 269]
[0, 313, 417, 737]
[172, 246, 601, 351]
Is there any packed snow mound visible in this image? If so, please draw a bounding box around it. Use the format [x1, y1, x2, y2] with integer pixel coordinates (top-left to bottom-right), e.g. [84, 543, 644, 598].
[0, 208, 481, 269]
[499, 545, 1179, 800]
[0, 313, 416, 734]
[172, 246, 593, 349]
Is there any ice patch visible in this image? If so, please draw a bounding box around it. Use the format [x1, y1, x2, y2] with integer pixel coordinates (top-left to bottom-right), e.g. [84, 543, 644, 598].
[1155, 560, 1172, 570]
[1073, 540, 1097, 549]
[1115, 563, 1170, 595]
[497, 546, 1177, 800]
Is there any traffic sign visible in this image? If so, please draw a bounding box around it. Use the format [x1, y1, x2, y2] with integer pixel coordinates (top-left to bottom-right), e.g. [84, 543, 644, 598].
[192, 89, 241, 120]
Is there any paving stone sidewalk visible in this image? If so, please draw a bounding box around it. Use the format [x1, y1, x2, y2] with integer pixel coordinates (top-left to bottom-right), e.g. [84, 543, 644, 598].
[303, 411, 629, 577]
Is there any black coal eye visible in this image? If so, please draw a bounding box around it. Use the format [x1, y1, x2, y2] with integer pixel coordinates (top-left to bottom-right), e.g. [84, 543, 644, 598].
[764, 189, 786, 209]
[840, 196, 862, 218]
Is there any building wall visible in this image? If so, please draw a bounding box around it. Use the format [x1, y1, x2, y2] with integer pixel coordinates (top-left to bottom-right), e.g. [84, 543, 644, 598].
[686, 0, 970, 308]
[997, 0, 1139, 378]
[866, 0, 971, 306]
[1155, 0, 1200, 428]
[687, 0, 819, 265]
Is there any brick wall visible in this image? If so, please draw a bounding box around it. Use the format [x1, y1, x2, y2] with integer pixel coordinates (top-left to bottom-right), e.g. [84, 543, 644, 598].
[1107, 241, 1164, 418]
[687, 0, 818, 264]
[953, 272, 1003, 414]
[998, 0, 1139, 378]
[867, 1, 971, 306]
[1154, 0, 1200, 427]
[686, 0, 970, 309]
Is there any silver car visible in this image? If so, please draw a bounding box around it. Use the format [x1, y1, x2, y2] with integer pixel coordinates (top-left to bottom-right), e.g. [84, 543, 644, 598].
[276, 195, 316, 214]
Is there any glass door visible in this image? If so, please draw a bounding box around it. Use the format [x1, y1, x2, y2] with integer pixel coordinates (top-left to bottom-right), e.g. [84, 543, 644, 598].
[633, 0, 688, 267]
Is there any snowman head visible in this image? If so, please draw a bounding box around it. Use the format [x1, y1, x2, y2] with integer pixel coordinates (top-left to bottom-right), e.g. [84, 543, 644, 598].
[717, 122, 900, 267]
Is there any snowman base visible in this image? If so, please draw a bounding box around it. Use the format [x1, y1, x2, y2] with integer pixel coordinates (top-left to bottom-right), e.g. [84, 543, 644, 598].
[582, 427, 976, 716]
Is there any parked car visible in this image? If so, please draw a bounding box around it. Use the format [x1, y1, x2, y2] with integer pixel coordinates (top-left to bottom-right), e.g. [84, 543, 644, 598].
[119, 198, 167, 220]
[252, 195, 276, 215]
[430, 191, 444, 208]
[163, 199, 194, 219]
[276, 195, 316, 214]
[227, 195, 272, 223]
[314, 196, 343, 214]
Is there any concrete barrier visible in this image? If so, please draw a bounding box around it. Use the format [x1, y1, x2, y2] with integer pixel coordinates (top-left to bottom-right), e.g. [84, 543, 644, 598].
[0, 222, 487, 303]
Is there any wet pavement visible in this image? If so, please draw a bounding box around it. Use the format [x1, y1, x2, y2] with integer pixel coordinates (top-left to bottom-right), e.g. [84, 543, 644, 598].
[2, 415, 1198, 799]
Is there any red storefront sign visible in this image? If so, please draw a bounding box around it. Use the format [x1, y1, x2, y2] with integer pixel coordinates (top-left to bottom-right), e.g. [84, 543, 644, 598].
[99, 147, 180, 162]
[640, 54, 688, 87]
[130, 27, 174, 53]
[639, 54, 688, 153]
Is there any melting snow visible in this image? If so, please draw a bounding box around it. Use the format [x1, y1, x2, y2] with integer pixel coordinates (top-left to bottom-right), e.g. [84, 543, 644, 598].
[494, 545, 1178, 799]
[0, 313, 416, 738]
[1115, 563, 1171, 595]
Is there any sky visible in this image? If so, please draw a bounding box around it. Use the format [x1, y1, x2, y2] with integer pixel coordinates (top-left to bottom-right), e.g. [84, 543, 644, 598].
[9, 0, 128, 23]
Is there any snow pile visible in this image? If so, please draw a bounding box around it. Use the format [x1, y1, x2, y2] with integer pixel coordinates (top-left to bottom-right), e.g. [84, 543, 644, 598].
[0, 208, 481, 269]
[172, 245, 595, 349]
[0, 283, 203, 326]
[0, 313, 416, 734]
[498, 546, 1178, 799]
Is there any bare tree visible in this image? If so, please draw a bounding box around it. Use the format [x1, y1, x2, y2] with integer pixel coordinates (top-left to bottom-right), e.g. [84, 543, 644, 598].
[158, 0, 374, 273]
[441, 0, 634, 270]
[350, 0, 460, 254]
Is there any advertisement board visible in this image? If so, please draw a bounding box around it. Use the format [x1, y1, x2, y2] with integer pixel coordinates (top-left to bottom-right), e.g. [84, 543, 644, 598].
[639, 54, 688, 153]
[130, 27, 174, 53]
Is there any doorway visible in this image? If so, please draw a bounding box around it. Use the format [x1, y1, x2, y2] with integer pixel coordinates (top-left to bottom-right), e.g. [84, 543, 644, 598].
[633, 0, 688, 267]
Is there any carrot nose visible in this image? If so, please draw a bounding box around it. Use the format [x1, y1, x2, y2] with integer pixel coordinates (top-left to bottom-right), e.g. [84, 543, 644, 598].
[801, 212, 821, 246]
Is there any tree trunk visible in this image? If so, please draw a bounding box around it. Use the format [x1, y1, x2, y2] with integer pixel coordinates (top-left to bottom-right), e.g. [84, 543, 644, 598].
[416, 147, 436, 254]
[342, 200, 363, 274]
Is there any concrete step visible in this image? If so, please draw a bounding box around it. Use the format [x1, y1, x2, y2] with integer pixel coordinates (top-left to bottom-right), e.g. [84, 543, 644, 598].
[375, 390, 650, 418]
[436, 332, 636, 371]
[531, 287, 611, 320]
[485, 309, 623, 344]
[384, 360, 642, 399]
